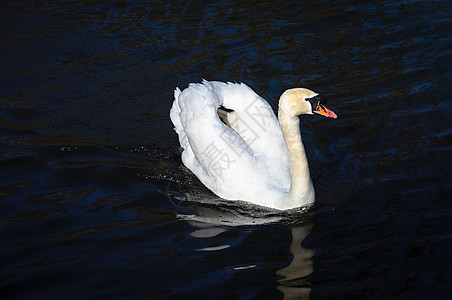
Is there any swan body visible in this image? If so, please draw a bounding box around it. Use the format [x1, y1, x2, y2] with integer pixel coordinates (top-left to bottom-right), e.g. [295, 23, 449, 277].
[170, 80, 336, 210]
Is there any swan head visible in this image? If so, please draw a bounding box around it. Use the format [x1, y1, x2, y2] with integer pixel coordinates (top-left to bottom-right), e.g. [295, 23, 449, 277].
[279, 88, 337, 119]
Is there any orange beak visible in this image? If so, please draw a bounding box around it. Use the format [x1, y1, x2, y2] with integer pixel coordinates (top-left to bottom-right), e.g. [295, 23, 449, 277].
[313, 103, 337, 119]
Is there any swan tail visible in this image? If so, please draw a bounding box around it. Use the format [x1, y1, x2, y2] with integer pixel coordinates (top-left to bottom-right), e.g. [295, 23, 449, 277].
[170, 87, 191, 154]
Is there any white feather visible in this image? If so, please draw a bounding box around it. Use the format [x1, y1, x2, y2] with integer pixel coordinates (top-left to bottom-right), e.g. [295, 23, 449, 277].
[170, 80, 321, 210]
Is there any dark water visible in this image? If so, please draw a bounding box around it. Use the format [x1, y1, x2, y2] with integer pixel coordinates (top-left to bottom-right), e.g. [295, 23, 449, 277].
[1, 0, 451, 298]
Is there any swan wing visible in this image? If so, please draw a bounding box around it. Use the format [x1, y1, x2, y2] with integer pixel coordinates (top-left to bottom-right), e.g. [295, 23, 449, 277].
[170, 81, 290, 205]
[203, 81, 290, 188]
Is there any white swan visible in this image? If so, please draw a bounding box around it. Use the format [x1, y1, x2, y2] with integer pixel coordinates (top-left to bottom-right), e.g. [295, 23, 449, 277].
[170, 80, 337, 210]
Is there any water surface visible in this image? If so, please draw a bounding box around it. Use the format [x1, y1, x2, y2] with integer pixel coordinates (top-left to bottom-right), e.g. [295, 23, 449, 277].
[1, 0, 451, 298]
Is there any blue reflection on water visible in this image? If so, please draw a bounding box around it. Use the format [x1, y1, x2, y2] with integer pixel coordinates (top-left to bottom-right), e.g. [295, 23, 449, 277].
[0, 0, 451, 298]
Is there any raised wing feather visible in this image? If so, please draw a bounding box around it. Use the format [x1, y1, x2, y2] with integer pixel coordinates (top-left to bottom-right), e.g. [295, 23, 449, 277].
[170, 81, 290, 205]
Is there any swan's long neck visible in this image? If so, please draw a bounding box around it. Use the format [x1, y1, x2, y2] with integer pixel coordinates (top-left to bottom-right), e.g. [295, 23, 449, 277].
[278, 113, 315, 208]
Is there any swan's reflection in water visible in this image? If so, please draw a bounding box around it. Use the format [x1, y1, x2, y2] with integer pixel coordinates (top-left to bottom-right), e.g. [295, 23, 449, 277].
[177, 203, 314, 298]
[276, 225, 314, 299]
